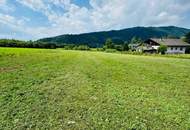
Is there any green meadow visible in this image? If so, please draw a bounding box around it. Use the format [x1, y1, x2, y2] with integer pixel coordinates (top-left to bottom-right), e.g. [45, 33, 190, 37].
[0, 48, 190, 130]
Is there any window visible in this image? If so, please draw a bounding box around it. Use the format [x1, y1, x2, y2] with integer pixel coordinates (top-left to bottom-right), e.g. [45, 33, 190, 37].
[175, 47, 178, 50]
[171, 47, 173, 50]
[180, 47, 183, 51]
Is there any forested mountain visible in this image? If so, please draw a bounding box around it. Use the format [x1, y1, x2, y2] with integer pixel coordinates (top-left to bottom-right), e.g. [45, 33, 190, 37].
[38, 26, 190, 47]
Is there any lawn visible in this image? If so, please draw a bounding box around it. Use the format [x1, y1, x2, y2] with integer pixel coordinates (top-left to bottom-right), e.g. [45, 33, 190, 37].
[0, 48, 190, 130]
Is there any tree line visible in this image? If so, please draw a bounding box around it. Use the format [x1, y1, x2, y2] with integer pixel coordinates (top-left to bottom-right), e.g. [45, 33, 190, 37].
[0, 39, 92, 50]
[0, 39, 56, 49]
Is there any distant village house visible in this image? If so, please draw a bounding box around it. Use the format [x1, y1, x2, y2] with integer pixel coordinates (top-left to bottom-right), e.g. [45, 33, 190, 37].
[134, 38, 190, 54]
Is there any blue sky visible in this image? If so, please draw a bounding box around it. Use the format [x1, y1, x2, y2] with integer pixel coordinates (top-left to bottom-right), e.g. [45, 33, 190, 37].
[0, 0, 190, 40]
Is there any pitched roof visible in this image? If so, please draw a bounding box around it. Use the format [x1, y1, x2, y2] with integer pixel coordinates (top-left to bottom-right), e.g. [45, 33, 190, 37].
[150, 38, 190, 47]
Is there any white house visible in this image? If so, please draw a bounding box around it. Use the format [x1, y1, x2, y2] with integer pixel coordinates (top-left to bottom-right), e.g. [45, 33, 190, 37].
[144, 38, 190, 54]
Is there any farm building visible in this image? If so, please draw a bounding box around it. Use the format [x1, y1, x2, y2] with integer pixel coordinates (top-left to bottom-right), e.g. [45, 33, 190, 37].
[142, 38, 190, 54]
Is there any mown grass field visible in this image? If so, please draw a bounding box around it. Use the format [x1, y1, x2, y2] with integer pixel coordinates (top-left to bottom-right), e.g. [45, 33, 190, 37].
[0, 48, 190, 130]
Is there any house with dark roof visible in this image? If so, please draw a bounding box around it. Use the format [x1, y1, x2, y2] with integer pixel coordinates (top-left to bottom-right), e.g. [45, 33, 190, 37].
[144, 38, 190, 54]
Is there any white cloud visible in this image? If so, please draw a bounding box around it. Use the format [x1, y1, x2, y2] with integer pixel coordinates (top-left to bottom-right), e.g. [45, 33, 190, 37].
[0, 13, 24, 26]
[0, 0, 6, 5]
[16, 0, 46, 11]
[1, 0, 190, 40]
[0, 0, 15, 12]
[0, 13, 34, 39]
[43, 0, 189, 34]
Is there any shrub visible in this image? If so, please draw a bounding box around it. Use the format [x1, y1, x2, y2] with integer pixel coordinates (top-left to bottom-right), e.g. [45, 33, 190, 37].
[114, 45, 123, 51]
[158, 44, 167, 55]
[123, 43, 129, 51]
[185, 46, 190, 54]
[123, 51, 143, 55]
[64, 45, 90, 51]
[64, 44, 75, 50]
[76, 45, 90, 51]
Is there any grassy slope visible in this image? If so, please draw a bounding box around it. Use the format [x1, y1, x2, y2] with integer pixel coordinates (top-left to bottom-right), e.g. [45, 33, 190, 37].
[0, 48, 190, 130]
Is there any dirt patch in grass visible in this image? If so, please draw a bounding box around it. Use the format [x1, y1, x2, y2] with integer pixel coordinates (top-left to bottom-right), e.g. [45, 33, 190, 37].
[0, 64, 23, 73]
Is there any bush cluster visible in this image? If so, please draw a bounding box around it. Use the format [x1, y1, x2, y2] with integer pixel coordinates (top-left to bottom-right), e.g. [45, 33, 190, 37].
[64, 44, 90, 51]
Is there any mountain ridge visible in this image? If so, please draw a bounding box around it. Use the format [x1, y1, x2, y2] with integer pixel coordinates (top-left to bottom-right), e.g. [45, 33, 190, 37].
[38, 26, 190, 47]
